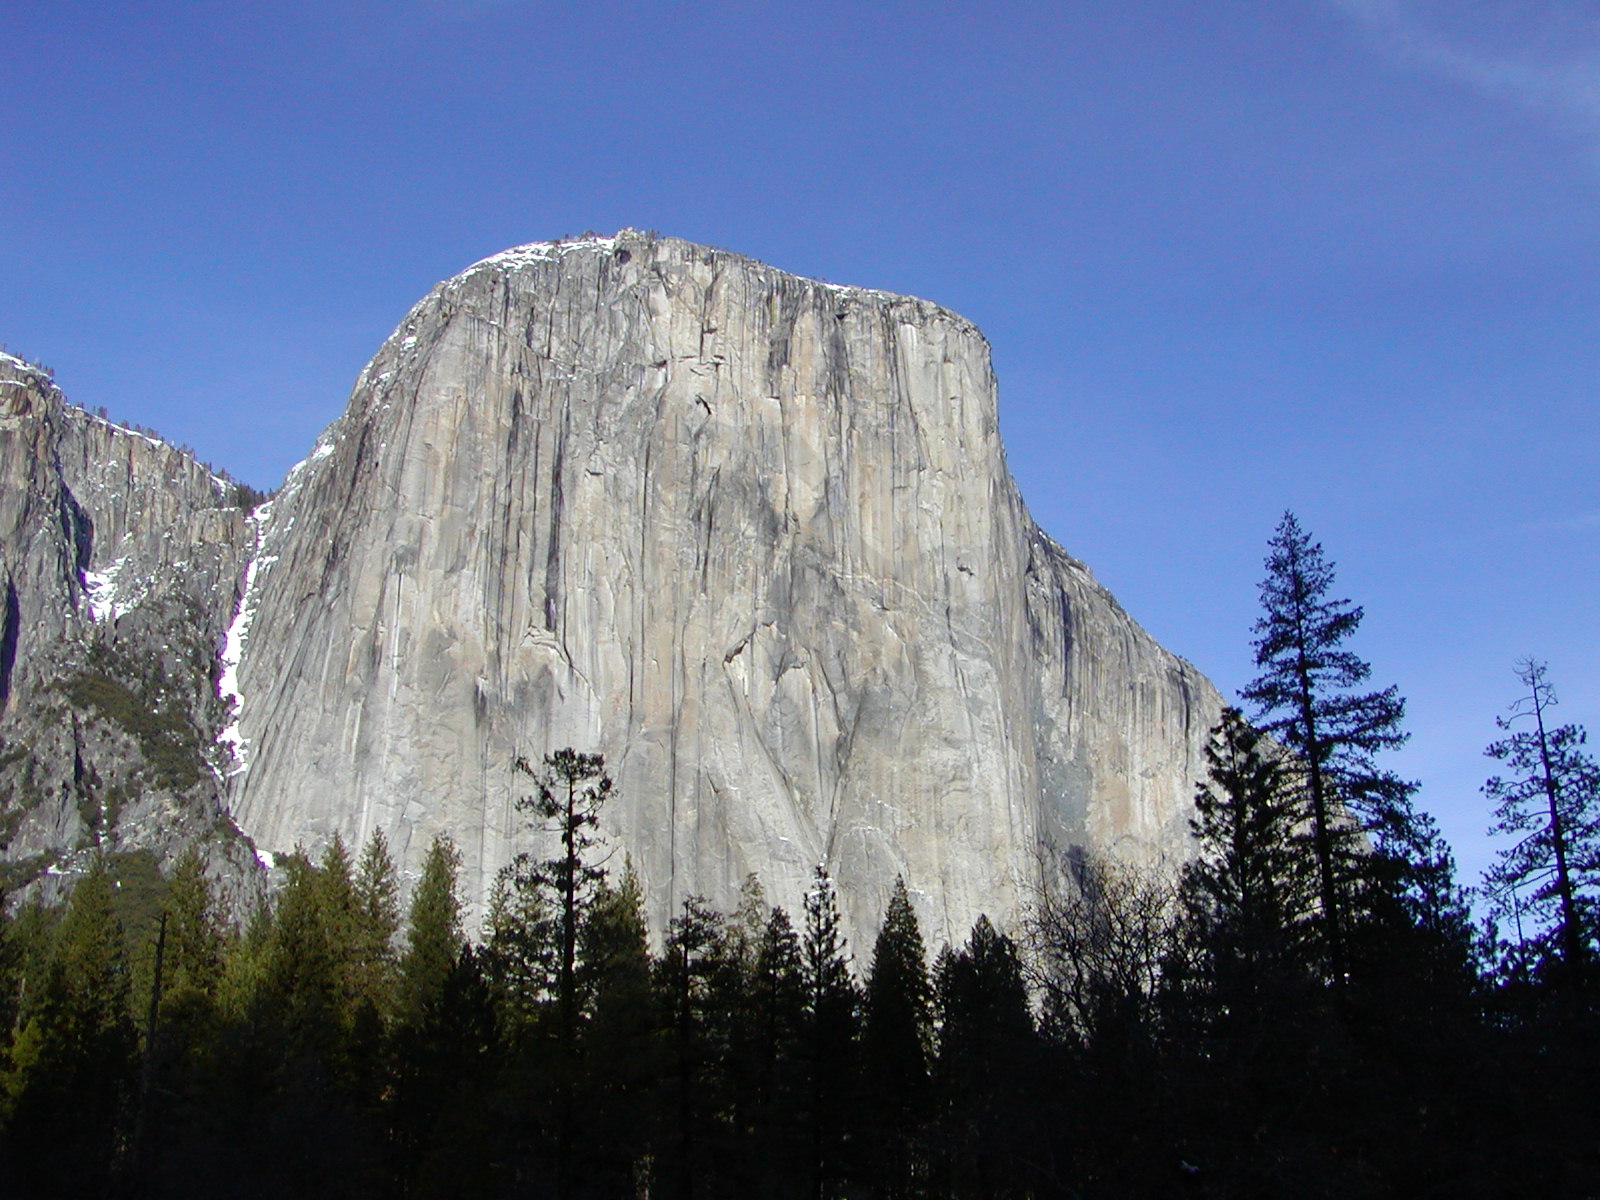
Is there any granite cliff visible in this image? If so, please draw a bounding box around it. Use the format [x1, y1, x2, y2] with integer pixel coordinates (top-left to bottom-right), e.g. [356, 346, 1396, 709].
[0, 351, 260, 901]
[1, 232, 1223, 947]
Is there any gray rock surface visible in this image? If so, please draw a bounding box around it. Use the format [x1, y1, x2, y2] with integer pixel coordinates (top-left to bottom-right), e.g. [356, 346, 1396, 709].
[223, 232, 1224, 947]
[0, 352, 259, 903]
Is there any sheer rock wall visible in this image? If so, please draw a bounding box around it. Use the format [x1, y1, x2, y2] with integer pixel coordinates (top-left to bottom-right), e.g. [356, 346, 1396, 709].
[224, 232, 1223, 945]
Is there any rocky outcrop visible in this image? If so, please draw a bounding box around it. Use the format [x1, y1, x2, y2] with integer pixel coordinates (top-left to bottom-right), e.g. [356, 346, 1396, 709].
[0, 352, 259, 901]
[223, 232, 1224, 946]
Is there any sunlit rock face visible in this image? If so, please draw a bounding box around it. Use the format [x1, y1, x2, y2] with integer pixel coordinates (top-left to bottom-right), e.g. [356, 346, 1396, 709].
[0, 353, 259, 901]
[225, 231, 1223, 947]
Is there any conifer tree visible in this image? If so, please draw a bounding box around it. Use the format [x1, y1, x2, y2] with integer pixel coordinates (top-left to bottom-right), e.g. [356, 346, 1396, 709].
[933, 916, 1035, 1200]
[1241, 511, 1415, 981]
[747, 903, 808, 1193]
[1483, 660, 1600, 975]
[1184, 707, 1314, 997]
[353, 829, 401, 1015]
[481, 862, 552, 1031]
[398, 833, 463, 1024]
[2, 857, 136, 1193]
[861, 876, 932, 1199]
[576, 864, 656, 1193]
[155, 848, 226, 1026]
[505, 748, 614, 1200]
[514, 750, 611, 1040]
[260, 849, 343, 1044]
[659, 895, 731, 1200]
[800, 865, 859, 1199]
[314, 835, 364, 1022]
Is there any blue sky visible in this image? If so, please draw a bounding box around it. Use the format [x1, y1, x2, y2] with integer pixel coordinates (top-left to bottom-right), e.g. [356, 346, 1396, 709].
[5, 0, 1596, 892]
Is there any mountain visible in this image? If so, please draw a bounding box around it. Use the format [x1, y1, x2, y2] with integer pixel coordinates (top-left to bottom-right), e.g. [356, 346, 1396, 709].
[0, 232, 1222, 946]
[0, 351, 260, 903]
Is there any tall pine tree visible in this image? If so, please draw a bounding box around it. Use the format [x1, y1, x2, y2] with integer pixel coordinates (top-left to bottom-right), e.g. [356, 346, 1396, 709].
[801, 865, 859, 1200]
[1241, 511, 1414, 981]
[1484, 660, 1600, 977]
[861, 876, 932, 1199]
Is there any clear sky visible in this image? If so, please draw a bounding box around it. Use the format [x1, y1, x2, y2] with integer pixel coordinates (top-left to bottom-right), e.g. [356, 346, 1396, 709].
[5, 0, 1596, 893]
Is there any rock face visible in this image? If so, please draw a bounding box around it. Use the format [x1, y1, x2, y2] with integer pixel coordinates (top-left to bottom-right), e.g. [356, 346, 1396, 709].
[0, 352, 259, 900]
[223, 231, 1223, 946]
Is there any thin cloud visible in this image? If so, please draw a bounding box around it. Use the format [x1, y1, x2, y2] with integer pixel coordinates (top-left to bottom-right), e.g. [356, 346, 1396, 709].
[1511, 509, 1600, 536]
[1334, 0, 1600, 146]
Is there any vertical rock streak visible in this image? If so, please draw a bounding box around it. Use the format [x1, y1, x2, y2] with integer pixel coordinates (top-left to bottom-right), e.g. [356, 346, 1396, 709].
[223, 232, 1222, 946]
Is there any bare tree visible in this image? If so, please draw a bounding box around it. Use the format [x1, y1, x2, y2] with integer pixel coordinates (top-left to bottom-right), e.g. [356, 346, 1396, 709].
[1024, 850, 1187, 1047]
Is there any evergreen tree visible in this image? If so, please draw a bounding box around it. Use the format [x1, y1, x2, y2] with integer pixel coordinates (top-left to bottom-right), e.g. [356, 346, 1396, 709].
[514, 748, 612, 1045]
[398, 833, 463, 1025]
[1, 857, 136, 1194]
[353, 828, 402, 1016]
[267, 847, 345, 1041]
[800, 865, 859, 1199]
[1483, 660, 1600, 976]
[933, 916, 1036, 1200]
[504, 748, 614, 1199]
[658, 895, 732, 1200]
[314, 835, 365, 1023]
[481, 860, 553, 1031]
[1183, 707, 1315, 999]
[1241, 511, 1416, 981]
[575, 864, 657, 1196]
[746, 903, 809, 1197]
[860, 876, 932, 1199]
[162, 847, 226, 1014]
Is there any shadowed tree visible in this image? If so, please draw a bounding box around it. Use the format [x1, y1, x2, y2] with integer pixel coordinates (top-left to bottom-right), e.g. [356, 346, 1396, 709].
[1027, 852, 1185, 1053]
[1, 856, 136, 1195]
[1183, 707, 1316, 1004]
[398, 833, 463, 1025]
[657, 895, 731, 1200]
[934, 916, 1037, 1200]
[576, 863, 657, 1195]
[745, 903, 808, 1198]
[490, 749, 614, 1199]
[860, 875, 932, 1199]
[1241, 511, 1416, 983]
[801, 865, 859, 1200]
[1484, 660, 1600, 979]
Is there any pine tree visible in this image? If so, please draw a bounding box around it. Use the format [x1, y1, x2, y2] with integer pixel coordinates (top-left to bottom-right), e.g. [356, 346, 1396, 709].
[576, 863, 657, 1194]
[747, 904, 808, 1196]
[1483, 660, 1600, 977]
[258, 848, 343, 1046]
[1241, 511, 1416, 981]
[933, 916, 1036, 1200]
[2, 857, 136, 1193]
[507, 748, 614, 1200]
[398, 833, 463, 1025]
[658, 895, 732, 1200]
[800, 865, 859, 1199]
[481, 860, 553, 1031]
[861, 876, 932, 1199]
[314, 835, 364, 1022]
[509, 751, 611, 1032]
[1183, 707, 1315, 998]
[353, 829, 402, 1017]
[161, 847, 226, 1019]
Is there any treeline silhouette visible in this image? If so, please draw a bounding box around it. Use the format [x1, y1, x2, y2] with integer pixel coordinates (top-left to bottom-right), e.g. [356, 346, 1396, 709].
[0, 514, 1596, 1198]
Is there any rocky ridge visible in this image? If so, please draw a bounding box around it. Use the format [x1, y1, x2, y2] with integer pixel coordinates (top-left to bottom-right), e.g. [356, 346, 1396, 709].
[0, 234, 1223, 948]
[0, 352, 260, 901]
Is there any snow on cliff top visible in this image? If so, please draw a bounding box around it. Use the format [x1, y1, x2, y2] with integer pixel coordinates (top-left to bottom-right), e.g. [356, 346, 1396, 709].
[451, 230, 973, 329]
